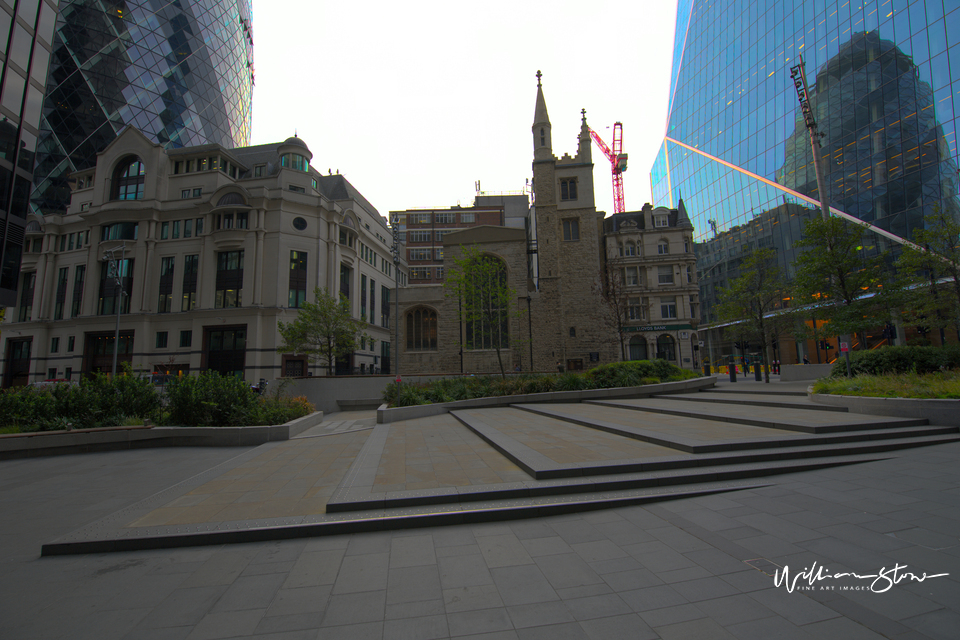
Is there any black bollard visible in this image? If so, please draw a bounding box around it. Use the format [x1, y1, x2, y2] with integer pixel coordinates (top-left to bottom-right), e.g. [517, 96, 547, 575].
[703, 364, 711, 376]
[754, 362, 762, 381]
[729, 358, 737, 382]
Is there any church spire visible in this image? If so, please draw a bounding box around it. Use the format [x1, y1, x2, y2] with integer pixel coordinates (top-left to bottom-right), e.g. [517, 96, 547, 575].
[533, 70, 552, 161]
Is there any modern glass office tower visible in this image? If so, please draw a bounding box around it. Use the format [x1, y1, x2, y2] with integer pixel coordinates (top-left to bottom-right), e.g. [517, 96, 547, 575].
[30, 0, 254, 215]
[0, 0, 58, 308]
[652, 0, 960, 327]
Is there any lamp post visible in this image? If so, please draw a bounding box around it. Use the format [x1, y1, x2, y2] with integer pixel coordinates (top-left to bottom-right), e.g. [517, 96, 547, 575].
[103, 242, 127, 378]
[391, 222, 401, 386]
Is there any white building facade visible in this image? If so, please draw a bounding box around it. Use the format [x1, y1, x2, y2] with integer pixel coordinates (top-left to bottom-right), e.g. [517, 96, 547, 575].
[1, 127, 406, 387]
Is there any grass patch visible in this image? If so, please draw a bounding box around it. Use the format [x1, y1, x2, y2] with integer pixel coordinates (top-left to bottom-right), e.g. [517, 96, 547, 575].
[812, 371, 960, 399]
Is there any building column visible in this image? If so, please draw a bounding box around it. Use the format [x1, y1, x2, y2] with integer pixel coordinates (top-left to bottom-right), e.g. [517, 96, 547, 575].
[31, 234, 52, 321]
[36, 234, 56, 320]
[140, 238, 156, 312]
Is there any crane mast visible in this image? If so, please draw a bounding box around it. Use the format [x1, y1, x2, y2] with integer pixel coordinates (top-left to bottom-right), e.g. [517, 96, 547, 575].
[589, 122, 628, 213]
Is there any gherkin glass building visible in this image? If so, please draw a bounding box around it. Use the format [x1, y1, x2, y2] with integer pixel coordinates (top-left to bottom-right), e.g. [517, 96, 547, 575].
[652, 0, 960, 326]
[32, 0, 254, 214]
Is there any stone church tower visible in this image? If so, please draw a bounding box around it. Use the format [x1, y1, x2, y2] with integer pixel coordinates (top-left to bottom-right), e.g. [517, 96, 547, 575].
[529, 72, 618, 371]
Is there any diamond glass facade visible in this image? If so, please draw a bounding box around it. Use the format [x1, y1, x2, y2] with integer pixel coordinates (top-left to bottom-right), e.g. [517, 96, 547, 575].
[31, 0, 253, 214]
[652, 0, 960, 323]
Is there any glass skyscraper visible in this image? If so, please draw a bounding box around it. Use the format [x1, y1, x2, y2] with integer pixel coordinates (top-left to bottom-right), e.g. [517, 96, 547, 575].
[652, 0, 960, 325]
[31, 0, 254, 215]
[0, 0, 58, 308]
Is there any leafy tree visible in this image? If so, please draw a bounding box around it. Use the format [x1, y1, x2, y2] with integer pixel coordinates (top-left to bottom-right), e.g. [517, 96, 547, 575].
[594, 262, 630, 361]
[793, 216, 888, 348]
[715, 248, 792, 382]
[444, 246, 522, 378]
[894, 207, 960, 345]
[276, 287, 368, 376]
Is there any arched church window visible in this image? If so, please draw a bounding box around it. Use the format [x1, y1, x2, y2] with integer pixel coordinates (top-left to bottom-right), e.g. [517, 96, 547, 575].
[406, 308, 438, 351]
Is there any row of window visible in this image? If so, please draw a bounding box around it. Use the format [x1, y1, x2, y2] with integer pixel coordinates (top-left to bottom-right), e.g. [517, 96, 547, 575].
[154, 330, 193, 349]
[163, 218, 205, 239]
[622, 265, 694, 286]
[410, 267, 443, 280]
[24, 231, 92, 254]
[173, 155, 241, 179]
[408, 248, 443, 262]
[616, 238, 691, 256]
[623, 295, 698, 322]
[395, 211, 476, 225]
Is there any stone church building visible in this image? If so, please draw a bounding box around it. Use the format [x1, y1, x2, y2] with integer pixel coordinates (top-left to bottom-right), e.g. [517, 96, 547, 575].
[398, 75, 625, 375]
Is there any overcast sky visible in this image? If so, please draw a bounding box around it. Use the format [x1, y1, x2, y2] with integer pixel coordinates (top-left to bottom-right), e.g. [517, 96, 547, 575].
[250, 0, 679, 219]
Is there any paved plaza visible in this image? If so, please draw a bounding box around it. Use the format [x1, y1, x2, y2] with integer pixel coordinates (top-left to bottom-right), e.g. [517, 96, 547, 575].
[1, 378, 959, 639]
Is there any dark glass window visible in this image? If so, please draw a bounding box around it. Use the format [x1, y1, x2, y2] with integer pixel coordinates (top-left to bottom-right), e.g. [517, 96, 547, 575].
[288, 250, 307, 307]
[406, 308, 437, 351]
[215, 251, 243, 308]
[113, 156, 145, 200]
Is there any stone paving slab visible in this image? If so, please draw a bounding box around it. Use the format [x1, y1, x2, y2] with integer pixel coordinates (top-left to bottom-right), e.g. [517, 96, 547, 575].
[7, 439, 960, 639]
[592, 397, 930, 433]
[662, 391, 850, 412]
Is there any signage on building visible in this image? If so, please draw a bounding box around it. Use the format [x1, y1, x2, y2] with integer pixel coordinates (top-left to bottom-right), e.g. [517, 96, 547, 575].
[624, 324, 693, 333]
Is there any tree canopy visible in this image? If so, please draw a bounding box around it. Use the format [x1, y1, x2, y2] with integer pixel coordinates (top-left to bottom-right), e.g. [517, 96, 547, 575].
[276, 287, 368, 375]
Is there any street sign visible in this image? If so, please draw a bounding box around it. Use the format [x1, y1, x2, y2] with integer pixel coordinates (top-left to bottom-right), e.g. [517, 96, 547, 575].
[840, 342, 849, 352]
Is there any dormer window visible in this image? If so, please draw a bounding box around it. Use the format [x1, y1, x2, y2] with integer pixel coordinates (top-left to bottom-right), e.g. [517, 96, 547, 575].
[654, 215, 669, 227]
[112, 156, 145, 200]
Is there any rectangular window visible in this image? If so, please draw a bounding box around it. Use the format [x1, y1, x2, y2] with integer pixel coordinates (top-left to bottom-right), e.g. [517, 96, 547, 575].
[435, 247, 443, 260]
[408, 230, 431, 242]
[435, 267, 444, 280]
[658, 241, 669, 254]
[687, 266, 693, 283]
[435, 212, 455, 224]
[411, 267, 431, 279]
[198, 158, 207, 171]
[624, 266, 639, 286]
[288, 250, 308, 308]
[158, 256, 175, 313]
[658, 265, 674, 285]
[192, 188, 202, 198]
[156, 331, 168, 348]
[98, 259, 133, 315]
[67, 336, 75, 352]
[254, 165, 264, 177]
[161, 222, 169, 240]
[50, 336, 59, 353]
[181, 189, 190, 199]
[381, 285, 390, 328]
[48, 368, 57, 380]
[361, 274, 367, 320]
[172, 220, 180, 239]
[184, 219, 193, 238]
[289, 185, 306, 193]
[185, 160, 194, 172]
[562, 218, 580, 241]
[174, 161, 182, 174]
[215, 251, 243, 308]
[409, 248, 432, 261]
[627, 297, 643, 320]
[54, 267, 68, 320]
[59, 235, 66, 251]
[182, 254, 198, 311]
[236, 211, 248, 229]
[195, 217, 204, 234]
[71, 265, 85, 318]
[660, 297, 677, 319]
[655, 216, 669, 227]
[370, 278, 375, 323]
[180, 330, 192, 348]
[408, 213, 431, 224]
[560, 178, 578, 200]
[65, 367, 72, 380]
[460, 212, 475, 223]
[68, 233, 74, 251]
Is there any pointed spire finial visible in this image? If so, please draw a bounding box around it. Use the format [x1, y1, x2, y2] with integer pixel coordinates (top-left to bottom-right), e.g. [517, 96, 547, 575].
[536, 70, 542, 87]
[581, 108, 586, 123]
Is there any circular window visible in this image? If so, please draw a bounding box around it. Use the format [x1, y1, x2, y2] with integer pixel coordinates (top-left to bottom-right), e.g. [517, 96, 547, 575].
[292, 217, 307, 231]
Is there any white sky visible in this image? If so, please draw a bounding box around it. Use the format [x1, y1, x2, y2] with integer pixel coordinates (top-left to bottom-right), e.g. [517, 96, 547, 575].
[250, 0, 679, 219]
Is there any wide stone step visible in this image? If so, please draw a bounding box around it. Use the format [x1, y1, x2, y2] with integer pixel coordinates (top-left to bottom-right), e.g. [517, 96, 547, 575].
[513, 403, 957, 453]
[587, 398, 929, 434]
[654, 392, 847, 412]
[699, 387, 809, 397]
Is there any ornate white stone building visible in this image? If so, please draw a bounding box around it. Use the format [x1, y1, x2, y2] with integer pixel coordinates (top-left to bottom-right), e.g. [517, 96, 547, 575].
[1, 127, 406, 386]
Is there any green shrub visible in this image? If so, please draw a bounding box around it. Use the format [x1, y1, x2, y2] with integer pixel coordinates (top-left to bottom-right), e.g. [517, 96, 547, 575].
[588, 360, 696, 387]
[640, 376, 661, 385]
[165, 372, 260, 426]
[829, 345, 960, 377]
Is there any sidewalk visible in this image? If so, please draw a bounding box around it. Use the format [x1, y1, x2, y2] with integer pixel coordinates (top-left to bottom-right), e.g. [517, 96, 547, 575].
[1, 379, 958, 638]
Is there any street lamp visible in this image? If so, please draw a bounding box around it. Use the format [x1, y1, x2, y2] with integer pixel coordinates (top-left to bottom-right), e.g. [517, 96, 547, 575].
[103, 242, 127, 378]
[391, 222, 401, 387]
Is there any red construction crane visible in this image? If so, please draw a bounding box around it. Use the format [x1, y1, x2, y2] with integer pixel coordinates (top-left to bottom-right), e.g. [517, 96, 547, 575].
[589, 123, 628, 213]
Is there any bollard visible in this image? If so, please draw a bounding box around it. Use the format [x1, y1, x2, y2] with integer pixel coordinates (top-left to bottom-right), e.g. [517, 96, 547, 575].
[754, 362, 762, 381]
[729, 358, 737, 382]
[703, 364, 711, 376]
